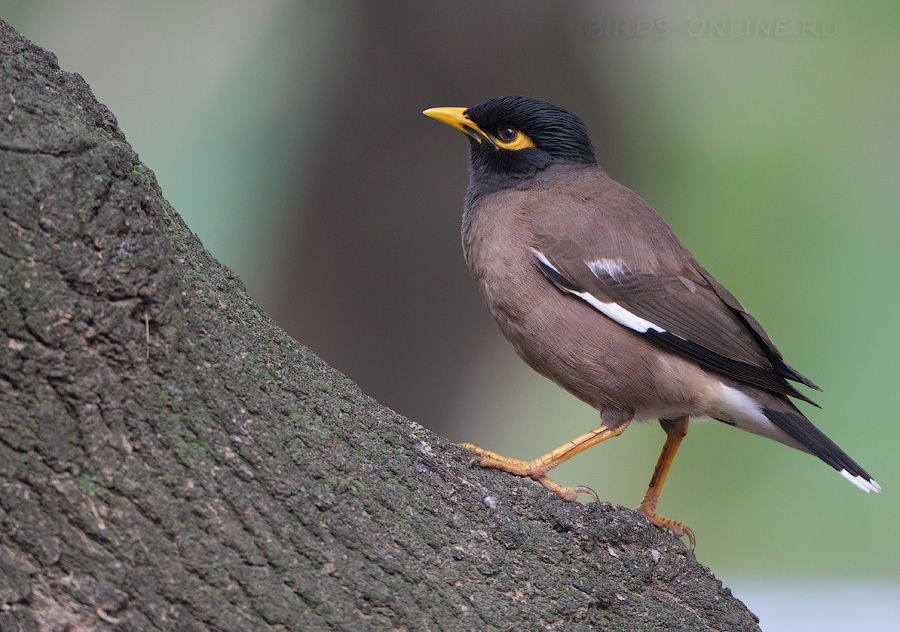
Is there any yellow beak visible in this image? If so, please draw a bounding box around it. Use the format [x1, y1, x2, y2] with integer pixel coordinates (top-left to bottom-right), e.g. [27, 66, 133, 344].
[423, 106, 491, 144]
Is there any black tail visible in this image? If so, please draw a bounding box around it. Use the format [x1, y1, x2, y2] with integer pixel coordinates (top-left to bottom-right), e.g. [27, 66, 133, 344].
[762, 407, 880, 493]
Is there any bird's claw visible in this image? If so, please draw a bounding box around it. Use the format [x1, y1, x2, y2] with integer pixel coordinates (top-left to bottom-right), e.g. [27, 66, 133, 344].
[572, 485, 601, 504]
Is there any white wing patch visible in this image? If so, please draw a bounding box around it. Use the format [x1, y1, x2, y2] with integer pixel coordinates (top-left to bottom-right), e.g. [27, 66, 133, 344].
[573, 290, 666, 334]
[532, 249, 665, 334]
[586, 257, 628, 281]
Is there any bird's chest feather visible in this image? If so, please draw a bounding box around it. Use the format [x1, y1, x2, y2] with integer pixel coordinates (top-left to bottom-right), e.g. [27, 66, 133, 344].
[462, 193, 600, 378]
[462, 193, 539, 325]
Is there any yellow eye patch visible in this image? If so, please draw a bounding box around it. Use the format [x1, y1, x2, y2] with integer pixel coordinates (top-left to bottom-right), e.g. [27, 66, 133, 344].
[494, 129, 536, 151]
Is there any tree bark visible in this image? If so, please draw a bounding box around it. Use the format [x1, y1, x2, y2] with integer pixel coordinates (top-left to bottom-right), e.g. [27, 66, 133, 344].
[0, 21, 760, 632]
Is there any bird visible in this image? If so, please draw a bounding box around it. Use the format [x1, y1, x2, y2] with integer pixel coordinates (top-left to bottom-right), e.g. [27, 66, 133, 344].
[423, 96, 880, 550]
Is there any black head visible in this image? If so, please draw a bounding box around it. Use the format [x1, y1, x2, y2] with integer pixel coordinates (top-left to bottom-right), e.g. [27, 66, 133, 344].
[425, 96, 597, 187]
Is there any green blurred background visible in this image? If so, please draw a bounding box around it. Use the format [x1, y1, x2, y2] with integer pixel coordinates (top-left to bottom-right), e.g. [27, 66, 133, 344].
[5, 0, 898, 628]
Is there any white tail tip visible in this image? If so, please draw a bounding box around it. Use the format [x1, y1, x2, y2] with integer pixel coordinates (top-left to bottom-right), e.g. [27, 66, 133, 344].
[840, 469, 882, 493]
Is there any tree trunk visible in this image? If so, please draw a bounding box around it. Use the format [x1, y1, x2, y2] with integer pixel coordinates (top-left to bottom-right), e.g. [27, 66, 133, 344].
[0, 21, 760, 632]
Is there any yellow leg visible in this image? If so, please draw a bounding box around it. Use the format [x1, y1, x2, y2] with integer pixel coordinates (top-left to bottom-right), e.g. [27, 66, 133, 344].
[637, 416, 695, 551]
[461, 422, 629, 502]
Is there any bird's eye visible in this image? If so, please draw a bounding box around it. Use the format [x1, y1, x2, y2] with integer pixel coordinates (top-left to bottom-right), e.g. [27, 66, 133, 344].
[497, 127, 518, 142]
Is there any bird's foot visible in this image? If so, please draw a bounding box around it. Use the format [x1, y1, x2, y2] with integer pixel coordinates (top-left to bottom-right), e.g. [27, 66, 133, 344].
[461, 443, 600, 503]
[637, 500, 696, 552]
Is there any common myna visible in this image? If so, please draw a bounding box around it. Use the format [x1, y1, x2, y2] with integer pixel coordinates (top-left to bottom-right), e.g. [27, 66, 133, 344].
[424, 96, 880, 549]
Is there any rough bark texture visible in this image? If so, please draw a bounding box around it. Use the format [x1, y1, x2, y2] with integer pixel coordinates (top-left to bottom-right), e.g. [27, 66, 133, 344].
[0, 21, 760, 632]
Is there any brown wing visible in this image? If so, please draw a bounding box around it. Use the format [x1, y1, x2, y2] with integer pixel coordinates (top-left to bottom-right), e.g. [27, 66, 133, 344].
[528, 180, 818, 403]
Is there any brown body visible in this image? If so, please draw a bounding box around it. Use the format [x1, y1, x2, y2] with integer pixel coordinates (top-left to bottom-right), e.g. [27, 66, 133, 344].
[464, 164, 802, 443]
